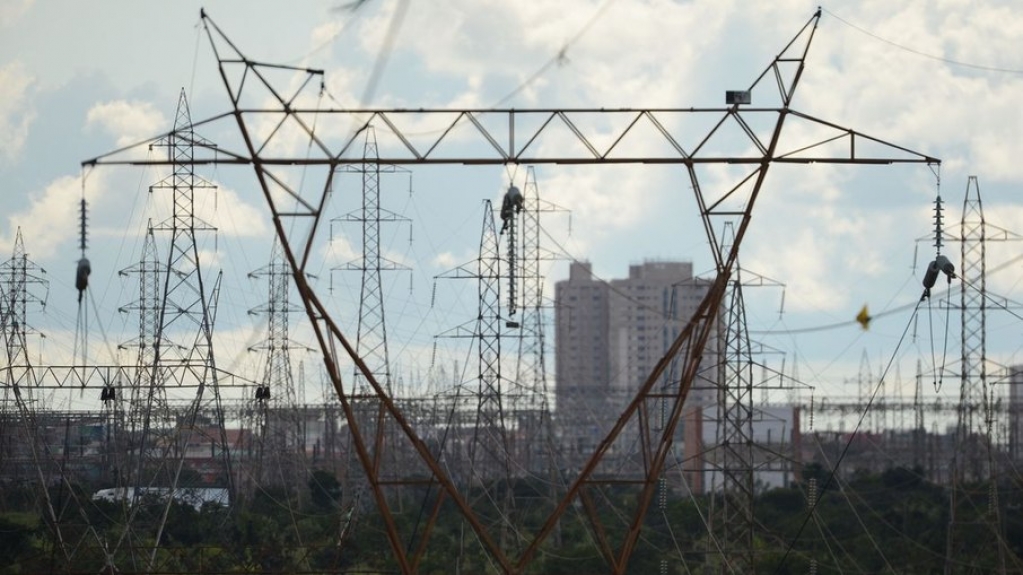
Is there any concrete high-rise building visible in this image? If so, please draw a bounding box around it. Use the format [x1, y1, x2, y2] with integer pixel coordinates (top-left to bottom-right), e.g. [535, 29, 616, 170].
[554, 261, 713, 461]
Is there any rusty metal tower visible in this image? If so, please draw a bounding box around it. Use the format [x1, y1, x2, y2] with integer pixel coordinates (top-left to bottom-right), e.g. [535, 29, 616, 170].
[84, 9, 940, 573]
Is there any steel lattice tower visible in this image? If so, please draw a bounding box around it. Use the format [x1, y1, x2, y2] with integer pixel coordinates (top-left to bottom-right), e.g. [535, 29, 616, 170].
[118, 223, 167, 488]
[250, 238, 300, 409]
[945, 176, 1010, 574]
[0, 229, 47, 371]
[699, 222, 791, 573]
[437, 201, 511, 477]
[513, 167, 555, 474]
[469, 199, 518, 556]
[97, 91, 234, 572]
[699, 223, 756, 574]
[711, 272, 755, 574]
[246, 238, 305, 488]
[958, 176, 987, 480]
[111, 222, 179, 568]
[118, 92, 233, 574]
[435, 200, 520, 554]
[333, 128, 411, 391]
[0, 231, 62, 556]
[472, 200, 509, 479]
[331, 127, 411, 512]
[150, 89, 231, 484]
[0, 230, 48, 432]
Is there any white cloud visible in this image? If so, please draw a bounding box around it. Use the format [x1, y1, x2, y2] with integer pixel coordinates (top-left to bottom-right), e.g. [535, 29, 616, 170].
[86, 100, 166, 148]
[0, 62, 36, 162]
[196, 248, 222, 269]
[352, 0, 731, 109]
[540, 165, 652, 244]
[137, 179, 270, 240]
[801, 1, 1023, 182]
[198, 186, 271, 239]
[7, 0, 1023, 392]
[322, 234, 360, 267]
[432, 251, 458, 269]
[0, 0, 33, 27]
[0, 173, 86, 259]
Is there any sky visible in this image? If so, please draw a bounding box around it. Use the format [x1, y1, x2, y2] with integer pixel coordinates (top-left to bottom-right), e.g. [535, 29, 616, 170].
[3, 0, 1023, 417]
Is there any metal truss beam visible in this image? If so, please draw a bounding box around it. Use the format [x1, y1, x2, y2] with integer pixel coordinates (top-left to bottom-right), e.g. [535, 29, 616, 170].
[85, 108, 936, 168]
[0, 365, 259, 391]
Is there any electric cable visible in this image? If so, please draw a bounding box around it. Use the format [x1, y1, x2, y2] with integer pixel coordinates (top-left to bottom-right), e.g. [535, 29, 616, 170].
[808, 436, 897, 572]
[821, 7, 1023, 75]
[771, 297, 922, 573]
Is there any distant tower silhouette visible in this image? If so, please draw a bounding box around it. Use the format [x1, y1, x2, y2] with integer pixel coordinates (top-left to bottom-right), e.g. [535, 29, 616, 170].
[330, 126, 410, 503]
[0, 229, 48, 371]
[332, 127, 410, 393]
[508, 167, 566, 497]
[151, 87, 231, 484]
[116, 222, 172, 533]
[0, 231, 64, 560]
[113, 90, 232, 571]
[246, 238, 305, 488]
[946, 176, 1015, 572]
[436, 199, 521, 552]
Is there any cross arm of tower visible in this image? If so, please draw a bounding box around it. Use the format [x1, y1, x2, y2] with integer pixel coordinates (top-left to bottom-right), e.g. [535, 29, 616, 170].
[83, 105, 939, 169]
[332, 256, 410, 272]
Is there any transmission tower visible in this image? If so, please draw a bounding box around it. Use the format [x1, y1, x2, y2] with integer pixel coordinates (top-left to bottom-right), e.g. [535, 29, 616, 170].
[246, 238, 306, 490]
[85, 9, 939, 573]
[332, 127, 410, 393]
[472, 202, 509, 479]
[958, 176, 989, 480]
[330, 126, 411, 516]
[511, 167, 562, 476]
[945, 176, 1017, 574]
[0, 231, 68, 561]
[0, 230, 49, 477]
[117, 224, 166, 472]
[708, 267, 756, 573]
[699, 223, 790, 573]
[435, 201, 510, 471]
[115, 88, 233, 573]
[152, 88, 231, 478]
[107, 222, 179, 568]
[0, 229, 47, 371]
[436, 199, 523, 555]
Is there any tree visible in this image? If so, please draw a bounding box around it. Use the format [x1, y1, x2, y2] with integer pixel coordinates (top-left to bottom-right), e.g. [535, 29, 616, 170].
[308, 470, 342, 510]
